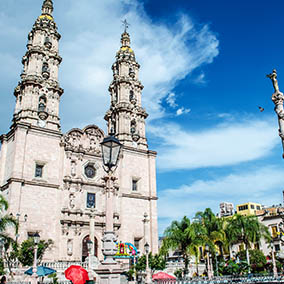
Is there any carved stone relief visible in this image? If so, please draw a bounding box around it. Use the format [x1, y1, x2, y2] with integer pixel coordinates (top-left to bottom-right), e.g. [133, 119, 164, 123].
[62, 125, 104, 154]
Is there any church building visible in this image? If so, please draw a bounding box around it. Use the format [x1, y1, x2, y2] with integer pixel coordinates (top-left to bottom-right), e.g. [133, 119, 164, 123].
[0, 0, 158, 262]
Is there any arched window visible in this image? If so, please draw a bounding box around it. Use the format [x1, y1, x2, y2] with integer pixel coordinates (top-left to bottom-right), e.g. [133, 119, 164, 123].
[38, 96, 47, 112]
[129, 67, 135, 78]
[42, 63, 49, 73]
[130, 120, 136, 134]
[129, 90, 134, 102]
[44, 36, 52, 49]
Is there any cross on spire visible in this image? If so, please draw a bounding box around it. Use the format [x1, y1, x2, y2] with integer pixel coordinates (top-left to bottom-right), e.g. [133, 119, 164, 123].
[122, 19, 130, 33]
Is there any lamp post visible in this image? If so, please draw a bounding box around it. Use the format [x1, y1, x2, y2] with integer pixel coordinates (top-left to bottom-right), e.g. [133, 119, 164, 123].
[142, 212, 149, 250]
[215, 252, 219, 277]
[100, 135, 122, 264]
[271, 241, 278, 278]
[87, 239, 93, 279]
[205, 245, 212, 280]
[144, 242, 151, 284]
[32, 232, 40, 280]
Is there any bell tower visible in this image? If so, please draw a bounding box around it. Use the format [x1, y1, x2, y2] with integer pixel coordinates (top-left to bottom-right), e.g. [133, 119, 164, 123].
[13, 0, 63, 131]
[105, 28, 148, 150]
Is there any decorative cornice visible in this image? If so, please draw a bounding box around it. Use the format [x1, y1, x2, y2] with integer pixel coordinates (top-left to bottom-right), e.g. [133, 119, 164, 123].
[1, 178, 60, 191]
[121, 193, 158, 201]
[63, 176, 104, 189]
[60, 219, 121, 229]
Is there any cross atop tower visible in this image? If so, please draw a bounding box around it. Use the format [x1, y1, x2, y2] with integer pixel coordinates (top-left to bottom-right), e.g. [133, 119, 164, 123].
[122, 19, 130, 33]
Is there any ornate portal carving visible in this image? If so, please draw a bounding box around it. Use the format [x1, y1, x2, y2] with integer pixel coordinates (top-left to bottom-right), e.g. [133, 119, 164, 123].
[62, 125, 104, 154]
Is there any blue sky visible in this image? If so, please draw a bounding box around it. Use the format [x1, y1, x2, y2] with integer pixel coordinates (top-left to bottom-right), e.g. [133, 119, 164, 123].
[1, 0, 284, 235]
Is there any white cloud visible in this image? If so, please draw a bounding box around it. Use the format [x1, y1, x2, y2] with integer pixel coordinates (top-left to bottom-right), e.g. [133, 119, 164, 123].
[176, 107, 191, 116]
[149, 116, 279, 171]
[57, 0, 219, 129]
[158, 165, 284, 234]
[166, 93, 178, 108]
[0, 0, 219, 133]
[193, 71, 206, 84]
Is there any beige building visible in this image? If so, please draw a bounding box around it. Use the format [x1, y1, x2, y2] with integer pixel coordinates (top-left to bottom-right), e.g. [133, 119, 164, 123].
[236, 202, 262, 216]
[0, 0, 158, 263]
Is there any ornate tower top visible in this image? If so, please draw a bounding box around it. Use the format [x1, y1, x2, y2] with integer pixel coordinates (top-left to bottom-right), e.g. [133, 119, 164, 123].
[105, 28, 148, 150]
[12, 0, 63, 131]
[42, 0, 54, 16]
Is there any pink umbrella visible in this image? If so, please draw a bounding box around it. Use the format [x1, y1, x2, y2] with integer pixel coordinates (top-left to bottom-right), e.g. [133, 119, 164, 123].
[65, 265, 89, 284]
[152, 272, 176, 280]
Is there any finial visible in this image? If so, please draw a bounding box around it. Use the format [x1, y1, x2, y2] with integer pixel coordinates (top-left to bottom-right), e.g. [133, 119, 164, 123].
[267, 69, 280, 93]
[122, 19, 130, 33]
[120, 20, 131, 48]
[42, 0, 54, 16]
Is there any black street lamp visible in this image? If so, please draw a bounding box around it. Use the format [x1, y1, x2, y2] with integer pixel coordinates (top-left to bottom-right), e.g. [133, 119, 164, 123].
[33, 232, 40, 245]
[101, 135, 122, 172]
[144, 242, 149, 255]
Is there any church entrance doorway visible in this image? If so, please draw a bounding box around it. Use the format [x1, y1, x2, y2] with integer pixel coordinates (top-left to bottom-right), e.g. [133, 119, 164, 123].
[82, 235, 98, 262]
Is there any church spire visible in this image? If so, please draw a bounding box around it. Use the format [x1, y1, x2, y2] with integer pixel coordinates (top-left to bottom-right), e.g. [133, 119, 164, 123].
[104, 27, 148, 150]
[42, 0, 54, 16]
[12, 0, 63, 131]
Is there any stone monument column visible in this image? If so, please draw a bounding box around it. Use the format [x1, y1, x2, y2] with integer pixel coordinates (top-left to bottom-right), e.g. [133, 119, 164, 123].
[267, 69, 284, 157]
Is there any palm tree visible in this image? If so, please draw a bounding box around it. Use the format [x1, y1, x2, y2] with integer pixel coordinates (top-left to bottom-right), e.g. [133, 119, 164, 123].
[187, 222, 205, 276]
[195, 208, 226, 252]
[162, 216, 198, 276]
[226, 214, 270, 272]
[0, 195, 18, 240]
[0, 195, 18, 276]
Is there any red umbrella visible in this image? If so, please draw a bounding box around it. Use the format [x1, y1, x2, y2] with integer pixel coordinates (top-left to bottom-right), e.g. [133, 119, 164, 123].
[65, 265, 89, 284]
[152, 272, 176, 280]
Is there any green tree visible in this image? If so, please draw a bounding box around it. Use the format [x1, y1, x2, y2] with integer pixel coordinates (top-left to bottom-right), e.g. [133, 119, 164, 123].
[238, 249, 267, 273]
[194, 208, 226, 276]
[17, 238, 53, 266]
[174, 269, 183, 279]
[0, 195, 18, 242]
[226, 214, 270, 272]
[135, 252, 166, 274]
[187, 222, 205, 276]
[218, 259, 249, 276]
[162, 216, 202, 276]
[195, 208, 226, 249]
[0, 195, 18, 276]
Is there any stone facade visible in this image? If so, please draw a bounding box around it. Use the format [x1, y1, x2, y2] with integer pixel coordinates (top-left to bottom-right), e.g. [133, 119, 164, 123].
[0, 0, 158, 263]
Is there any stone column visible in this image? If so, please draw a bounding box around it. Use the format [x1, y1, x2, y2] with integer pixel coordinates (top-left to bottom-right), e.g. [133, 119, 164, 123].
[271, 244, 278, 278]
[101, 174, 117, 264]
[95, 173, 123, 284]
[89, 210, 95, 255]
[267, 70, 284, 157]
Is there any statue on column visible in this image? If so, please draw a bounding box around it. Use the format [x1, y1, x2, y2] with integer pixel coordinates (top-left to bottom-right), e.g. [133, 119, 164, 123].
[267, 69, 280, 93]
[267, 69, 284, 158]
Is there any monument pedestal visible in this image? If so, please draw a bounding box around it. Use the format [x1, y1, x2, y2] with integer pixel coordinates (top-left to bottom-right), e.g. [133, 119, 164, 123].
[95, 263, 123, 284]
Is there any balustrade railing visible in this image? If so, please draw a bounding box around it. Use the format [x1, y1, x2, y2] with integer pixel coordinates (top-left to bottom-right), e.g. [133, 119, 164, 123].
[41, 261, 88, 270]
[153, 274, 284, 284]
